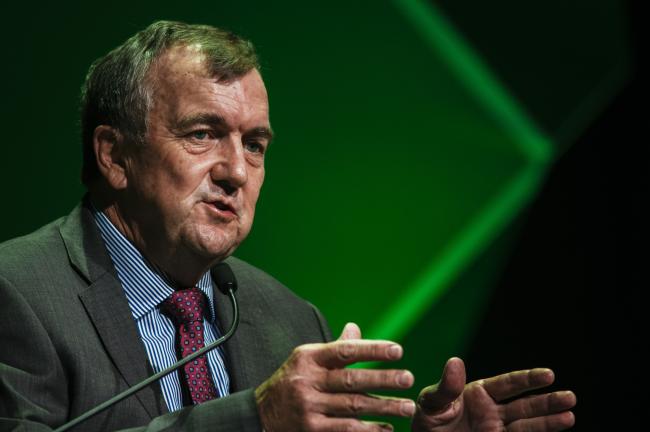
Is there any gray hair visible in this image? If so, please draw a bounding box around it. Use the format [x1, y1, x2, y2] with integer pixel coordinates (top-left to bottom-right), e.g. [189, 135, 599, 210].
[80, 20, 260, 185]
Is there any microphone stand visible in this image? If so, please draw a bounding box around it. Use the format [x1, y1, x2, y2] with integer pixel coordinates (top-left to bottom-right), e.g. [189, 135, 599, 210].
[54, 288, 240, 432]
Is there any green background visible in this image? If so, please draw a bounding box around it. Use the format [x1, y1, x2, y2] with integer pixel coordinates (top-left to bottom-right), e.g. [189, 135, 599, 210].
[0, 1, 630, 429]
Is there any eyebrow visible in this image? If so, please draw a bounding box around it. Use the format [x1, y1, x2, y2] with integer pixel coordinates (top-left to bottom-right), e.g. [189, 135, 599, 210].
[244, 126, 274, 144]
[174, 113, 227, 131]
[173, 113, 274, 143]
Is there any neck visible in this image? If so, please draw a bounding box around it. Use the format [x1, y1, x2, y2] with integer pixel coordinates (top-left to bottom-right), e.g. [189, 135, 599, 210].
[89, 191, 213, 287]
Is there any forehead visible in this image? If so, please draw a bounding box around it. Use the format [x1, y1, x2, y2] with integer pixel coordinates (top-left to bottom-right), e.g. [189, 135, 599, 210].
[147, 45, 269, 126]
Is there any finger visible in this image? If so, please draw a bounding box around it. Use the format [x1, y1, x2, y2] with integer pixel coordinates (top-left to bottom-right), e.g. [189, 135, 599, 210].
[324, 368, 414, 392]
[507, 411, 575, 432]
[338, 322, 362, 340]
[359, 421, 394, 432]
[313, 340, 403, 368]
[417, 357, 465, 414]
[501, 391, 577, 424]
[321, 393, 416, 418]
[313, 417, 395, 432]
[482, 368, 555, 402]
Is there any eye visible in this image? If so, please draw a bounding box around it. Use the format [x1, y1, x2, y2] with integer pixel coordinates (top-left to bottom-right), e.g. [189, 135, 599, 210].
[244, 141, 265, 154]
[191, 130, 210, 140]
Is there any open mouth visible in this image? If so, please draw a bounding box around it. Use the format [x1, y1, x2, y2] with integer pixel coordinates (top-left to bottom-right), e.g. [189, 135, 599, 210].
[214, 201, 234, 212]
[208, 200, 237, 219]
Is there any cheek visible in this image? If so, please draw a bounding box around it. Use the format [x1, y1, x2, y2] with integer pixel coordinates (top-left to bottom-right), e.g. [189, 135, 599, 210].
[245, 173, 265, 211]
[164, 156, 199, 186]
[155, 159, 208, 202]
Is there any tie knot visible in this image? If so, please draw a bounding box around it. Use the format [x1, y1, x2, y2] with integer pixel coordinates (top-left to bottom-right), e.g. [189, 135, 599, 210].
[160, 287, 208, 324]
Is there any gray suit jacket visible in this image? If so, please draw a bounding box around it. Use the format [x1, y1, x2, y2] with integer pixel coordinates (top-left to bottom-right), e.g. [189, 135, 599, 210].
[0, 200, 333, 431]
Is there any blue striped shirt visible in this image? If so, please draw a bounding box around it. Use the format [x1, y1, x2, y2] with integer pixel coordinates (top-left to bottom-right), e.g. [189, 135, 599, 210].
[91, 207, 230, 412]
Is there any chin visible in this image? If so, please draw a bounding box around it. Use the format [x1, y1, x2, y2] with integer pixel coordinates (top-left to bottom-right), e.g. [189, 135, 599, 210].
[190, 225, 246, 261]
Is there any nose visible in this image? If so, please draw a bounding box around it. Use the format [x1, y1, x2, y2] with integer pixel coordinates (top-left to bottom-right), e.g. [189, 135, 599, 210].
[210, 136, 248, 195]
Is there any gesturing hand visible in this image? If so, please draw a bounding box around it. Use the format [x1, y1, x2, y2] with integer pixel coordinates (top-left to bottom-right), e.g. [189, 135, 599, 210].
[255, 323, 416, 431]
[411, 358, 576, 432]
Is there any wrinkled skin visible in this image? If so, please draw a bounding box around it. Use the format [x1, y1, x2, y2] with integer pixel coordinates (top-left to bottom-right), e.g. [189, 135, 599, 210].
[412, 357, 576, 432]
[93, 45, 272, 287]
[256, 324, 576, 432]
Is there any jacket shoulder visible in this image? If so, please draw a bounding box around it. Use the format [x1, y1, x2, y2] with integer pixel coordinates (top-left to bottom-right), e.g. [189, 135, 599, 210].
[223, 256, 333, 342]
[0, 216, 67, 280]
[224, 255, 307, 305]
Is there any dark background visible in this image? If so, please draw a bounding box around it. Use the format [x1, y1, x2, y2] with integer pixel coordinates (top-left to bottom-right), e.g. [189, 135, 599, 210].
[461, 1, 644, 428]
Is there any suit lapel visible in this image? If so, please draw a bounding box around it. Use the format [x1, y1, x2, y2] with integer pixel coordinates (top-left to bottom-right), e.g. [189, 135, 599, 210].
[60, 200, 166, 418]
[214, 306, 286, 392]
[211, 273, 254, 392]
[211, 262, 297, 393]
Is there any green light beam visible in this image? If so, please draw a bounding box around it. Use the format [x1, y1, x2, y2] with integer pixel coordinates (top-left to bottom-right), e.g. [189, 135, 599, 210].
[361, 0, 557, 342]
[391, 0, 553, 165]
[367, 162, 547, 341]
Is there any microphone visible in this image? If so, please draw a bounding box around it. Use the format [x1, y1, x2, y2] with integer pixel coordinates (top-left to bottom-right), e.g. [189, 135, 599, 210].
[54, 262, 240, 432]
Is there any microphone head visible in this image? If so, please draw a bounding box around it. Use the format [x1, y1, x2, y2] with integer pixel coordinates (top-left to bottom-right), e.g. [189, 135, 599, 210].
[213, 262, 238, 294]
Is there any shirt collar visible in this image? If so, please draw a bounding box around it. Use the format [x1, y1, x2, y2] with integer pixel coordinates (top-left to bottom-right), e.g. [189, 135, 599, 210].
[91, 205, 216, 322]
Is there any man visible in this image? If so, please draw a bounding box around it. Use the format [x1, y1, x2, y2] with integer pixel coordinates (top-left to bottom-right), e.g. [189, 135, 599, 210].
[0, 21, 576, 431]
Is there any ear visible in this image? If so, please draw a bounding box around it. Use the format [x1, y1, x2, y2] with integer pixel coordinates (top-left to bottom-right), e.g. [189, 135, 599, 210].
[93, 125, 129, 190]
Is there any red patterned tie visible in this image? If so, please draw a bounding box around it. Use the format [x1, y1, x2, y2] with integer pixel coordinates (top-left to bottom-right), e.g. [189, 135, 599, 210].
[160, 287, 218, 405]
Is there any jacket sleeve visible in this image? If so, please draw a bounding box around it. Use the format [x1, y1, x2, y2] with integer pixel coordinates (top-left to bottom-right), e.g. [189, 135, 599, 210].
[0, 273, 70, 430]
[308, 302, 334, 343]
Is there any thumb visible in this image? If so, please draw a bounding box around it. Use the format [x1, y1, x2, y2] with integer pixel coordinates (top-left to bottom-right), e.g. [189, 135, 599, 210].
[417, 357, 466, 414]
[337, 322, 362, 340]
